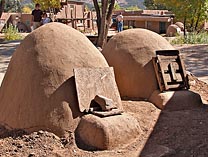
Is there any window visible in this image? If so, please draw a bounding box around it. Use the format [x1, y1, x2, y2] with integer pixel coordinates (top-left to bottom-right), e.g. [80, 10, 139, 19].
[159, 22, 166, 34]
[147, 21, 152, 29]
[70, 5, 74, 10]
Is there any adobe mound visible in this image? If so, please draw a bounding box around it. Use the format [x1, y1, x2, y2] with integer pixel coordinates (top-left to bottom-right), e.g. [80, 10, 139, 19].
[175, 22, 184, 31]
[0, 22, 108, 137]
[166, 24, 181, 37]
[102, 28, 174, 99]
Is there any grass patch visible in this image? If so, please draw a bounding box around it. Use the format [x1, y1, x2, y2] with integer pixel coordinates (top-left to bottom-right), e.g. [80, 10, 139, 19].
[171, 31, 208, 45]
[3, 24, 23, 41]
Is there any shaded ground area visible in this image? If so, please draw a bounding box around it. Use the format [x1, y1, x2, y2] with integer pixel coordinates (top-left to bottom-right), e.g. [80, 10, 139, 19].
[140, 105, 208, 157]
[0, 41, 208, 156]
[140, 74, 208, 157]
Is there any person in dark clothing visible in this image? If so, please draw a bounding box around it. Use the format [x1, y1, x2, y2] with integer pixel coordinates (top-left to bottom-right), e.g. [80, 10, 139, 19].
[31, 3, 43, 30]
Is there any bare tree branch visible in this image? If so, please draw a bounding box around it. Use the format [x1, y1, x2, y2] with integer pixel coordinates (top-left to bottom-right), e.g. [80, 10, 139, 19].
[107, 0, 115, 22]
[93, 0, 101, 35]
[0, 0, 5, 18]
[93, 0, 115, 48]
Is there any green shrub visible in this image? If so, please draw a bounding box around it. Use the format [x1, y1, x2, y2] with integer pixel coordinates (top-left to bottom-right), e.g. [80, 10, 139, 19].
[170, 35, 185, 45]
[123, 25, 129, 30]
[171, 31, 208, 45]
[3, 24, 23, 41]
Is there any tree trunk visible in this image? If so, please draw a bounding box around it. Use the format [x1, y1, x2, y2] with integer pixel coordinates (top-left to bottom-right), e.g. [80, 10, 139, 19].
[190, 9, 197, 31]
[97, 0, 108, 48]
[183, 16, 186, 37]
[93, 0, 115, 48]
[93, 0, 101, 35]
[195, 13, 201, 31]
[0, 0, 5, 18]
[195, 6, 202, 31]
[195, 1, 203, 31]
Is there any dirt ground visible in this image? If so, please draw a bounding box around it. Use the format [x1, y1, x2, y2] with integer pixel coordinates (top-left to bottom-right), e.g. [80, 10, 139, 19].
[0, 41, 208, 156]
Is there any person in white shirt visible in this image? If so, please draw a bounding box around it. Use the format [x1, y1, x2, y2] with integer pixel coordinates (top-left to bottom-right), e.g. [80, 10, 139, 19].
[116, 12, 123, 32]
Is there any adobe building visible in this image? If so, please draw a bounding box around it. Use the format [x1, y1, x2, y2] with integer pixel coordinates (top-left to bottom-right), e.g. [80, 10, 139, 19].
[113, 10, 174, 34]
[56, 0, 94, 32]
[0, 0, 94, 33]
[0, 12, 32, 32]
[1, 1, 175, 35]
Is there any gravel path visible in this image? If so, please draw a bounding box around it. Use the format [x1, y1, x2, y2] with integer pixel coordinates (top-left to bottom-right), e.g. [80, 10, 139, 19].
[175, 44, 208, 84]
[0, 41, 20, 85]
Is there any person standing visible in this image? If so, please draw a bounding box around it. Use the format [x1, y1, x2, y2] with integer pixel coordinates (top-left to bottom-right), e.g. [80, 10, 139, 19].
[31, 3, 43, 30]
[116, 12, 123, 32]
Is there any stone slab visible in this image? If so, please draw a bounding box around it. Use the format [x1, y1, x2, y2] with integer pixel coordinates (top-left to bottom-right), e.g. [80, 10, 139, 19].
[94, 95, 117, 111]
[74, 67, 122, 112]
[91, 109, 123, 117]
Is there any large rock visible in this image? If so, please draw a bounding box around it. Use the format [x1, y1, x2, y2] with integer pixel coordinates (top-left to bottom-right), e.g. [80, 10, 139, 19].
[149, 90, 203, 111]
[102, 29, 174, 99]
[0, 22, 109, 137]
